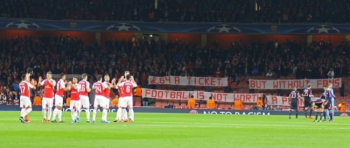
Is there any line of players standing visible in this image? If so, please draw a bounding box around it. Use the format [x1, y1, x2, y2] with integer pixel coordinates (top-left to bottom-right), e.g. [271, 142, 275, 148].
[18, 70, 137, 124]
[288, 83, 335, 122]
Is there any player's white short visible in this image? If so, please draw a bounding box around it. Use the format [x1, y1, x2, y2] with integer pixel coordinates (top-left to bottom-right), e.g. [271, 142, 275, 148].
[94, 95, 106, 108]
[20, 96, 32, 108]
[54, 95, 63, 107]
[118, 97, 124, 107]
[80, 95, 90, 108]
[104, 98, 110, 108]
[70, 100, 81, 110]
[42, 97, 54, 109]
[123, 96, 133, 108]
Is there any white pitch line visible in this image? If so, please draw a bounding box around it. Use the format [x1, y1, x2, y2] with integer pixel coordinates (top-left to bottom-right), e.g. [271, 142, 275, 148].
[149, 121, 350, 126]
[123, 123, 350, 130]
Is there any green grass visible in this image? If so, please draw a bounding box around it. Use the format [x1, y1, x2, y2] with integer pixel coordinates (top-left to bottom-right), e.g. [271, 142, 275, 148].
[0, 111, 349, 148]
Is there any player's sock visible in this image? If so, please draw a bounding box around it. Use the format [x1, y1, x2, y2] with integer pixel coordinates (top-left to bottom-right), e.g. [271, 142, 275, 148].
[93, 109, 97, 121]
[122, 109, 127, 120]
[323, 111, 326, 120]
[116, 109, 121, 120]
[289, 110, 292, 118]
[47, 109, 52, 121]
[304, 109, 308, 118]
[20, 108, 26, 117]
[42, 109, 47, 119]
[25, 108, 32, 116]
[86, 109, 90, 121]
[77, 109, 81, 118]
[71, 110, 76, 121]
[319, 113, 323, 121]
[102, 109, 107, 121]
[309, 109, 313, 117]
[58, 110, 62, 121]
[330, 110, 333, 120]
[129, 108, 134, 121]
[25, 115, 29, 121]
[325, 109, 329, 119]
[315, 112, 318, 120]
[52, 108, 58, 121]
[296, 110, 298, 118]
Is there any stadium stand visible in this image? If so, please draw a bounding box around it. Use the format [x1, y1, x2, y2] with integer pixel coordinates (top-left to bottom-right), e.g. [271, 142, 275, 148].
[255, 0, 350, 23]
[1, 0, 349, 23]
[0, 0, 155, 20]
[0, 35, 348, 111]
[0, 0, 349, 112]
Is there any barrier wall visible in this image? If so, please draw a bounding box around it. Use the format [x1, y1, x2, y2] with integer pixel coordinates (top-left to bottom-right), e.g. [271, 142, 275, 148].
[0, 106, 348, 116]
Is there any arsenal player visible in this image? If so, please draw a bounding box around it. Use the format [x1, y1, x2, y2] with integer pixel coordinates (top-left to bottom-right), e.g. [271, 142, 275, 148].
[24, 68, 34, 123]
[19, 74, 36, 123]
[92, 75, 110, 123]
[68, 77, 81, 123]
[79, 73, 91, 123]
[102, 74, 115, 119]
[120, 74, 137, 122]
[38, 71, 56, 123]
[52, 73, 68, 123]
[114, 76, 126, 122]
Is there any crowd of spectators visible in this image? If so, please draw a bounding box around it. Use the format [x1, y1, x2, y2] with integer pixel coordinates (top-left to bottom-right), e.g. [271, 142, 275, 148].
[157, 0, 249, 22]
[0, 35, 349, 104]
[1, 0, 350, 23]
[255, 0, 350, 23]
[0, 0, 155, 20]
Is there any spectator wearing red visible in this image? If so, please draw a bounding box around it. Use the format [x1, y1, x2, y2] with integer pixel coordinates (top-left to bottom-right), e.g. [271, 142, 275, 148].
[215, 68, 222, 77]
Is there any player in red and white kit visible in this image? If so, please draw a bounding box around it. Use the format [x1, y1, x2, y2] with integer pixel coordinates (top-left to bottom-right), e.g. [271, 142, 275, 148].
[114, 76, 126, 122]
[38, 71, 56, 123]
[79, 73, 91, 123]
[103, 74, 116, 122]
[19, 74, 36, 123]
[68, 77, 81, 123]
[92, 75, 110, 123]
[120, 74, 137, 122]
[24, 68, 33, 123]
[114, 71, 130, 122]
[52, 73, 68, 123]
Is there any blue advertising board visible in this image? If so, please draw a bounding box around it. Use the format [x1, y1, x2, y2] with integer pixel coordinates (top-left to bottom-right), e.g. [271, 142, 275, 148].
[0, 19, 349, 34]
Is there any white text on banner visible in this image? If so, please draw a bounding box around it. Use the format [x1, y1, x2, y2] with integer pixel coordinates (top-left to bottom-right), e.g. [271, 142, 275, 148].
[142, 88, 262, 103]
[248, 78, 341, 89]
[148, 76, 228, 86]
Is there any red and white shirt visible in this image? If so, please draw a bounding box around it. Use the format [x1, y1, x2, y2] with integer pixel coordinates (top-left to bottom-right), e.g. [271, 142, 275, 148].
[120, 80, 137, 97]
[40, 79, 56, 98]
[103, 81, 111, 99]
[79, 80, 90, 96]
[19, 81, 34, 97]
[117, 85, 125, 97]
[70, 84, 80, 101]
[93, 81, 107, 97]
[56, 79, 65, 97]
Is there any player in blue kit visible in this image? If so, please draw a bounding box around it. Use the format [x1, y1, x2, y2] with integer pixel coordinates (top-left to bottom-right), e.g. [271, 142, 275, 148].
[302, 84, 314, 119]
[327, 83, 335, 121]
[289, 87, 301, 119]
[322, 85, 333, 121]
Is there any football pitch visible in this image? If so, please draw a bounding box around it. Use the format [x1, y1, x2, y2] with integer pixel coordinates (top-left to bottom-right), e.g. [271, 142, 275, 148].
[0, 111, 349, 148]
